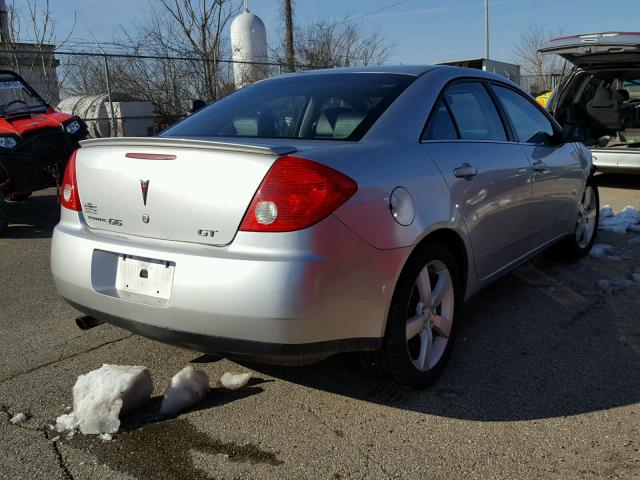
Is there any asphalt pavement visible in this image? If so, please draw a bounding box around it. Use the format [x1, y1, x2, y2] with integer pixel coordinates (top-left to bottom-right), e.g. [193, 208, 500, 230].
[1, 174, 639, 480]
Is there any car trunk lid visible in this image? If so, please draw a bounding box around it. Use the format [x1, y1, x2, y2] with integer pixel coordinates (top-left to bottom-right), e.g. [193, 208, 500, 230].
[75, 137, 296, 246]
[539, 32, 640, 67]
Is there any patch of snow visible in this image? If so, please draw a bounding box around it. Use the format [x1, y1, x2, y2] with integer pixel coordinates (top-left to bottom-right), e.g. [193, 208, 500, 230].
[220, 372, 252, 390]
[55, 413, 78, 432]
[66, 430, 76, 439]
[99, 433, 113, 441]
[629, 236, 640, 245]
[590, 243, 621, 260]
[633, 273, 640, 283]
[56, 364, 153, 435]
[600, 205, 614, 219]
[51, 436, 60, 442]
[159, 365, 210, 416]
[598, 277, 635, 294]
[599, 205, 640, 234]
[9, 413, 27, 425]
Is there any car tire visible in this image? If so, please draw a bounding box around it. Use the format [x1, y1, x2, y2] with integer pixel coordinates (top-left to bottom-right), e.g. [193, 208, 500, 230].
[360, 241, 462, 389]
[548, 176, 599, 261]
[0, 192, 7, 237]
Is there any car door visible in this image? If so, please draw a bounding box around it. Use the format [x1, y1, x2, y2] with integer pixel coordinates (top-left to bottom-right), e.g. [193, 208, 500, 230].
[490, 83, 584, 243]
[422, 80, 535, 279]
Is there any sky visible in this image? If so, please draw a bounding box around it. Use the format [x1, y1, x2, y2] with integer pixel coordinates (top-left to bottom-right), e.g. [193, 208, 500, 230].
[32, 0, 640, 66]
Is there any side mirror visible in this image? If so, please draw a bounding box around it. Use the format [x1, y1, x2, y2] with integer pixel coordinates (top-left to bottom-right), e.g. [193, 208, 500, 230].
[561, 123, 587, 144]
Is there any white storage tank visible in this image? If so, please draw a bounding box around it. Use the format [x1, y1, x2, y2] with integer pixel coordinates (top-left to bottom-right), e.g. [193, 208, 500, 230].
[58, 95, 155, 138]
[230, 5, 269, 88]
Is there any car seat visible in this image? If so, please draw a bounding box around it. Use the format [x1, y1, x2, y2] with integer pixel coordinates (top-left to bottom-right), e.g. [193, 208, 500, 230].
[586, 86, 623, 131]
[315, 107, 354, 137]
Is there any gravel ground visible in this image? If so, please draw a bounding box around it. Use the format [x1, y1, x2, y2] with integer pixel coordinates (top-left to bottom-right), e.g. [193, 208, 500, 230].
[1, 176, 639, 480]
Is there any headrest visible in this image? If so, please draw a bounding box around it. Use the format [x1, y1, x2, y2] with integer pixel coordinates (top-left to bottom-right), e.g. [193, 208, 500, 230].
[333, 113, 366, 139]
[233, 109, 276, 137]
[315, 107, 353, 137]
[592, 86, 613, 102]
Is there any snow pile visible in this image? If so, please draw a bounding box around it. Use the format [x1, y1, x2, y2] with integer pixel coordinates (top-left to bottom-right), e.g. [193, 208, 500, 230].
[598, 277, 635, 294]
[599, 205, 640, 234]
[220, 372, 252, 390]
[589, 243, 624, 260]
[56, 364, 153, 435]
[9, 413, 27, 425]
[159, 365, 210, 416]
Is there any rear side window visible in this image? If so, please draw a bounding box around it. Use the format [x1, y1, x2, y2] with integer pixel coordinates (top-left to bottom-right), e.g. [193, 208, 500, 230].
[423, 101, 458, 140]
[162, 73, 415, 141]
[492, 85, 555, 143]
[442, 82, 507, 141]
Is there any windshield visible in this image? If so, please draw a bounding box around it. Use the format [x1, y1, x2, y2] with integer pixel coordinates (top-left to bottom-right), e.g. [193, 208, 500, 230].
[162, 73, 415, 141]
[0, 73, 47, 115]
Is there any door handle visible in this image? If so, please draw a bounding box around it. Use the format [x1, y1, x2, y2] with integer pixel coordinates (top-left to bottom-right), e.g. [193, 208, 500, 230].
[532, 161, 547, 172]
[454, 164, 478, 179]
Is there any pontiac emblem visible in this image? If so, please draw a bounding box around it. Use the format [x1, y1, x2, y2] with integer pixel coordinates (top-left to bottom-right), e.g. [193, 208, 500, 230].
[140, 180, 150, 206]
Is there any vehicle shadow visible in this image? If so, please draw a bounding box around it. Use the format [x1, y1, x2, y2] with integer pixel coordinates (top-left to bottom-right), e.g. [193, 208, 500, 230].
[595, 173, 640, 190]
[239, 266, 640, 422]
[2, 192, 59, 239]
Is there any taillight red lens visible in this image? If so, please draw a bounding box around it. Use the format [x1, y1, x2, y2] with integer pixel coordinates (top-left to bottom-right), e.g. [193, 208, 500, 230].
[60, 150, 81, 211]
[239, 156, 358, 232]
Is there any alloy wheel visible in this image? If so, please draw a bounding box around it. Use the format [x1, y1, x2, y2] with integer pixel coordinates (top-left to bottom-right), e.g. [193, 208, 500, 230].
[576, 185, 597, 248]
[405, 259, 455, 372]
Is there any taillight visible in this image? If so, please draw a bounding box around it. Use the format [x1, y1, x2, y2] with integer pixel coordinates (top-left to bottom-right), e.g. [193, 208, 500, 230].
[239, 156, 357, 232]
[61, 150, 81, 211]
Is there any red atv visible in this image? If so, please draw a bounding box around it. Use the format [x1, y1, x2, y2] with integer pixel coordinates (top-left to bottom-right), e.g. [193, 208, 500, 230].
[0, 70, 87, 235]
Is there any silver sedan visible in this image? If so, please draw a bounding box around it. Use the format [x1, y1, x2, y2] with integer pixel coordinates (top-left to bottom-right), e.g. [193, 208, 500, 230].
[51, 66, 598, 388]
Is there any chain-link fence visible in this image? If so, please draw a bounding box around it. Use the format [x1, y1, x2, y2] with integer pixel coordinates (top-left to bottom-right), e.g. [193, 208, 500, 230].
[2, 48, 565, 137]
[1, 48, 324, 138]
[520, 73, 563, 97]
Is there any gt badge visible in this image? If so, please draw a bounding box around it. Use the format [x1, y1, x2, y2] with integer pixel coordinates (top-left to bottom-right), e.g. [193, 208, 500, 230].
[140, 179, 150, 205]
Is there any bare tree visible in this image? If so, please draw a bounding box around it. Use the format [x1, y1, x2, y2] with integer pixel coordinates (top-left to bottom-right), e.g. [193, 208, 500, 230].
[274, 19, 392, 69]
[0, 0, 75, 104]
[513, 25, 565, 94]
[154, 0, 239, 100]
[62, 0, 238, 119]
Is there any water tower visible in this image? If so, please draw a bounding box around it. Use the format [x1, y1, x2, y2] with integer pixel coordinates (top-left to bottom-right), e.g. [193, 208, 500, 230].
[230, 1, 268, 88]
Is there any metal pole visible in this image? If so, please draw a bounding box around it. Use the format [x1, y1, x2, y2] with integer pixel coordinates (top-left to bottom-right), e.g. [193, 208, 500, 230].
[284, 0, 295, 72]
[484, 0, 489, 63]
[103, 54, 118, 137]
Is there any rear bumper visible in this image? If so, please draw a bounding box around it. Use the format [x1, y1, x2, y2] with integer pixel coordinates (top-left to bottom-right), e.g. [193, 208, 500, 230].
[67, 300, 380, 365]
[51, 209, 408, 363]
[592, 148, 640, 173]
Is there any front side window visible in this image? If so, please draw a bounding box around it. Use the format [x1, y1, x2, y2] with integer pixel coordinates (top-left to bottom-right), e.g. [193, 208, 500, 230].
[492, 85, 555, 144]
[162, 73, 415, 141]
[442, 82, 507, 141]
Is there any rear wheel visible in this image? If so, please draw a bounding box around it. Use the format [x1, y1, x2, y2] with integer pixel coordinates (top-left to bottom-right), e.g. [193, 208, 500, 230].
[548, 177, 599, 261]
[361, 241, 462, 389]
[0, 191, 7, 237]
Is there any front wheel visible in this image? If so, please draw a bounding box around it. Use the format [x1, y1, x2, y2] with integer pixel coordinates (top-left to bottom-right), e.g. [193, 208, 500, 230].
[361, 241, 462, 389]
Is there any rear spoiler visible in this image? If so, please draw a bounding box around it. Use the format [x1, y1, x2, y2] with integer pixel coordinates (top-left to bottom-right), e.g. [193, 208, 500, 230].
[79, 137, 297, 156]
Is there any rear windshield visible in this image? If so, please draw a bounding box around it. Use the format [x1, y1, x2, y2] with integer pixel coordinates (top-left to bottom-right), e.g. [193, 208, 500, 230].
[162, 73, 415, 141]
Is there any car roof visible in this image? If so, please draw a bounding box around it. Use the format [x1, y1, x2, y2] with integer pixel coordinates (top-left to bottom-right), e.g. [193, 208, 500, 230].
[272, 64, 519, 84]
[281, 65, 437, 77]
